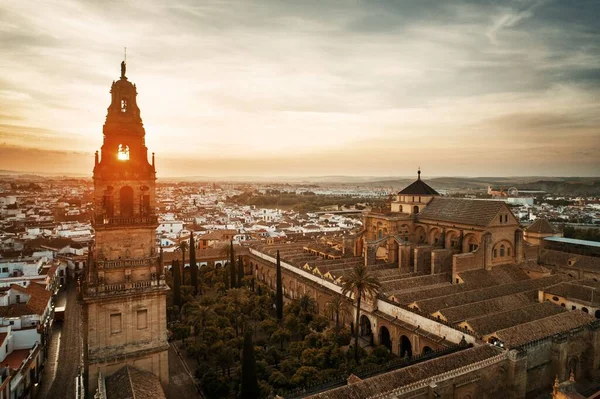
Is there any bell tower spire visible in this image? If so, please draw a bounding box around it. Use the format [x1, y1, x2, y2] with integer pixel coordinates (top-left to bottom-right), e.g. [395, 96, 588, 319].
[121, 47, 127, 79]
[83, 62, 168, 396]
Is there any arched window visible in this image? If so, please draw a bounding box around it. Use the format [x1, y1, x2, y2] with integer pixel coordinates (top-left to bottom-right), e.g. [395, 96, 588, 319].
[120, 186, 134, 217]
[103, 194, 114, 218]
[582, 307, 589, 313]
[399, 205, 403, 212]
[121, 98, 128, 112]
[117, 144, 130, 161]
[413, 205, 419, 214]
[378, 230, 383, 239]
[500, 245, 505, 257]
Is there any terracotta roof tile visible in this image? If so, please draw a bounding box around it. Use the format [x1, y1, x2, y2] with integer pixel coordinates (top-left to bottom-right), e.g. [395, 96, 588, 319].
[398, 178, 439, 196]
[105, 365, 166, 399]
[525, 218, 557, 234]
[464, 301, 566, 336]
[306, 345, 502, 399]
[495, 311, 596, 348]
[417, 198, 507, 227]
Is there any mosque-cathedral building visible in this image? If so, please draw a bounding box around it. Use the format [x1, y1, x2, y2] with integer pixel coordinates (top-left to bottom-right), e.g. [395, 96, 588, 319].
[248, 173, 600, 398]
[82, 63, 600, 398]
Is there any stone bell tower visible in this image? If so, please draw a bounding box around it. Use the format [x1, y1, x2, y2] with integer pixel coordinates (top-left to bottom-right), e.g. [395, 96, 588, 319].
[82, 60, 169, 395]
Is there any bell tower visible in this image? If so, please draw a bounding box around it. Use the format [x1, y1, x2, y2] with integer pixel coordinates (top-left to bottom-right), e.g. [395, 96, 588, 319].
[82, 61, 169, 395]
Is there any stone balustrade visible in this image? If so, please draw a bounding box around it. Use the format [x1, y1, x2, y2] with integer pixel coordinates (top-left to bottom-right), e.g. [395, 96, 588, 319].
[96, 257, 157, 269]
[93, 215, 158, 227]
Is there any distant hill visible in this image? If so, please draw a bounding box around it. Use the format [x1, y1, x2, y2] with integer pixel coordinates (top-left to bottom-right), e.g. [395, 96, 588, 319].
[358, 177, 600, 195]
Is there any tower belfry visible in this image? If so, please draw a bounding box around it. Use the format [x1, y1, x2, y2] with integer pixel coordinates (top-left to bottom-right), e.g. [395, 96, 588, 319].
[82, 61, 169, 395]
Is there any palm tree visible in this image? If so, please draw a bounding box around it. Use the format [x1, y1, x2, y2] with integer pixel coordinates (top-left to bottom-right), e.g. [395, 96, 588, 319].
[178, 239, 189, 282]
[341, 264, 381, 362]
[325, 295, 351, 332]
[229, 240, 236, 288]
[182, 300, 214, 343]
[296, 294, 317, 315]
[226, 288, 249, 336]
[189, 233, 198, 295]
[172, 259, 182, 307]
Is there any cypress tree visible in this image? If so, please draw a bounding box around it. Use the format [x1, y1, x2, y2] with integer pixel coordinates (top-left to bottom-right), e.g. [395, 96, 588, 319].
[276, 250, 283, 321]
[189, 233, 198, 295]
[223, 264, 230, 290]
[172, 259, 182, 307]
[237, 255, 244, 287]
[240, 330, 259, 399]
[229, 241, 236, 288]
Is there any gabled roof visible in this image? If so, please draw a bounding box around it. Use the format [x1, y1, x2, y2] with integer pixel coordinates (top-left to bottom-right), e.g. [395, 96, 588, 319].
[398, 174, 439, 196]
[305, 345, 502, 399]
[417, 198, 507, 227]
[10, 283, 52, 316]
[105, 365, 166, 399]
[525, 218, 556, 234]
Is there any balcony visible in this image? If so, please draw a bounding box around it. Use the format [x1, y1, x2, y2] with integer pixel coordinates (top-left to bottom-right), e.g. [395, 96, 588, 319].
[84, 278, 167, 297]
[93, 215, 158, 227]
[96, 257, 157, 269]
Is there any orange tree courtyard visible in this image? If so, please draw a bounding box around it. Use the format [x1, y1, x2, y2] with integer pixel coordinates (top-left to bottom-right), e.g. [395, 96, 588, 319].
[163, 246, 415, 398]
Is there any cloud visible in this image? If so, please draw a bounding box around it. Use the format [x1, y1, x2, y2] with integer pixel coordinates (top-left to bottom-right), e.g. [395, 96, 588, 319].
[0, 0, 598, 176]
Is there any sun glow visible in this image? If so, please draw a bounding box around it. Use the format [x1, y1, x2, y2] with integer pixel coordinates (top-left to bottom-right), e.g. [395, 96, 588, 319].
[117, 144, 129, 161]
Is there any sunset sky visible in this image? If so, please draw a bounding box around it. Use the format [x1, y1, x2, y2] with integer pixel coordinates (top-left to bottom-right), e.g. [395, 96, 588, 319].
[0, 0, 599, 177]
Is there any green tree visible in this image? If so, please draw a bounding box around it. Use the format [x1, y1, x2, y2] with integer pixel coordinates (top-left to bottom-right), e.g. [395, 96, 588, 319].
[276, 250, 283, 321]
[225, 288, 248, 336]
[238, 255, 245, 287]
[268, 370, 288, 389]
[172, 259, 182, 307]
[189, 233, 199, 295]
[182, 300, 214, 343]
[341, 264, 381, 362]
[259, 319, 278, 336]
[325, 295, 351, 332]
[271, 328, 291, 350]
[178, 239, 189, 282]
[290, 366, 319, 387]
[240, 330, 260, 398]
[223, 266, 230, 290]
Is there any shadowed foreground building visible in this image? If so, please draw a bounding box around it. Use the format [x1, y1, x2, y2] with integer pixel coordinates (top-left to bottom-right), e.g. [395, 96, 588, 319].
[81, 62, 169, 397]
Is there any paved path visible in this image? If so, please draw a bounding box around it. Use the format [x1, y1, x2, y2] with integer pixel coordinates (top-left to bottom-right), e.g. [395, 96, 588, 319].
[165, 344, 203, 399]
[38, 283, 82, 399]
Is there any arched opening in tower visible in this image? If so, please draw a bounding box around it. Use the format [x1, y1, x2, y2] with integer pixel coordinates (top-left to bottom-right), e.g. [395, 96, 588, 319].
[120, 186, 134, 217]
[118, 144, 130, 161]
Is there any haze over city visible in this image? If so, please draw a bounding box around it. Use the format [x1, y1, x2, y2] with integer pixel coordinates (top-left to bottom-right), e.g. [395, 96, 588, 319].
[1, 0, 599, 177]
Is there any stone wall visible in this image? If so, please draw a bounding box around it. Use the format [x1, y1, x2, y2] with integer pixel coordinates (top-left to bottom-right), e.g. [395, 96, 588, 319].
[413, 246, 433, 274]
[84, 290, 169, 395]
[95, 227, 156, 260]
[431, 249, 453, 274]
